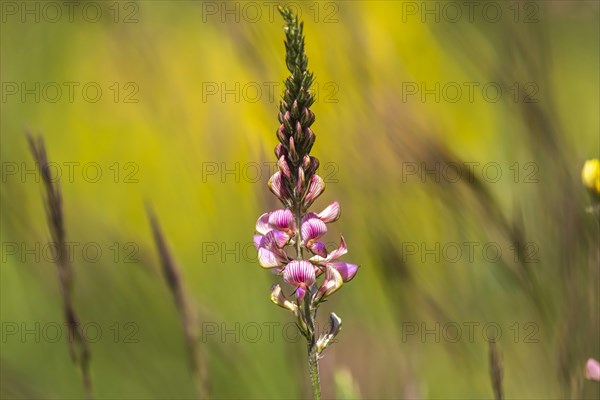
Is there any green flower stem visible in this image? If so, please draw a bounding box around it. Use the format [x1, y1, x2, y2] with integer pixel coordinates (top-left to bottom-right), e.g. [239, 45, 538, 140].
[304, 292, 321, 400]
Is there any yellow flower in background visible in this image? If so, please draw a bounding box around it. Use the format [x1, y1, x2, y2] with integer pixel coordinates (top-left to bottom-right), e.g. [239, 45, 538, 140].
[582, 159, 600, 195]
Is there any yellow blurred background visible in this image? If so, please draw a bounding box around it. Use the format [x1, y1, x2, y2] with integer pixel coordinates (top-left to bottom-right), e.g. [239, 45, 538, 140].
[1, 1, 599, 399]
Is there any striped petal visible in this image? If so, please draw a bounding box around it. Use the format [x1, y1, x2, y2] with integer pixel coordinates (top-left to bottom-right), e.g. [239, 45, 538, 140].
[303, 174, 325, 207]
[253, 234, 262, 249]
[283, 260, 316, 287]
[317, 201, 340, 223]
[327, 235, 348, 261]
[278, 155, 291, 178]
[260, 230, 289, 249]
[258, 247, 283, 269]
[307, 241, 327, 258]
[268, 172, 289, 203]
[255, 213, 271, 235]
[317, 265, 344, 301]
[301, 217, 327, 243]
[268, 209, 295, 231]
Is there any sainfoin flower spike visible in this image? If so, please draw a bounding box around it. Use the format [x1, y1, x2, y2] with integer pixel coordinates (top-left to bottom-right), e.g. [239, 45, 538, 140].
[253, 7, 360, 400]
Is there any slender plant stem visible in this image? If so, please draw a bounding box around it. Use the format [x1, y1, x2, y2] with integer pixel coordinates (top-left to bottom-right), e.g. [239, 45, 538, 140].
[295, 190, 321, 399]
[304, 292, 321, 400]
[308, 344, 321, 400]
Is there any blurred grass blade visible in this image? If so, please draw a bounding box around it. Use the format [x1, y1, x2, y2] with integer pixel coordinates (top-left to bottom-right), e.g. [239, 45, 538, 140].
[26, 132, 93, 400]
[147, 206, 208, 399]
[488, 340, 504, 400]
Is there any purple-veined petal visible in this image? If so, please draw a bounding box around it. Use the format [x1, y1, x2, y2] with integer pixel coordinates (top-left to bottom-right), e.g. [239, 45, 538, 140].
[317, 265, 344, 300]
[302, 155, 311, 169]
[278, 155, 291, 178]
[258, 248, 283, 269]
[308, 241, 328, 258]
[253, 234, 262, 249]
[317, 201, 340, 223]
[268, 172, 289, 202]
[284, 260, 316, 287]
[330, 261, 359, 282]
[275, 143, 285, 159]
[586, 358, 600, 381]
[327, 235, 348, 261]
[301, 217, 327, 243]
[301, 212, 318, 224]
[256, 213, 271, 235]
[260, 230, 289, 249]
[304, 174, 325, 206]
[268, 209, 295, 231]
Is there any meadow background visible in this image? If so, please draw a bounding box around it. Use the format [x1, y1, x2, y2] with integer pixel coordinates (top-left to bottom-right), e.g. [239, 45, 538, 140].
[1, 1, 599, 399]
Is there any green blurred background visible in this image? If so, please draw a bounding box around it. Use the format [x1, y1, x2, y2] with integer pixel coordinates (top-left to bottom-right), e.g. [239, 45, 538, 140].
[1, 1, 599, 399]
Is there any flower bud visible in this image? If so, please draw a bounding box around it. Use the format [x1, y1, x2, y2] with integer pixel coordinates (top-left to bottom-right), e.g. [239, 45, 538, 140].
[304, 174, 325, 207]
[302, 155, 311, 169]
[306, 156, 320, 178]
[316, 312, 342, 354]
[278, 155, 291, 178]
[295, 121, 304, 142]
[268, 172, 290, 204]
[291, 100, 299, 119]
[289, 136, 298, 162]
[277, 125, 287, 144]
[275, 143, 285, 159]
[283, 111, 293, 133]
[296, 166, 305, 196]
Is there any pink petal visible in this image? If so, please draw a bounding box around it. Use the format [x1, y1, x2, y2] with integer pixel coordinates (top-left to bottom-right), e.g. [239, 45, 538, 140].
[330, 261, 359, 282]
[260, 230, 289, 249]
[308, 241, 328, 258]
[327, 235, 348, 261]
[268, 172, 289, 202]
[253, 234, 262, 249]
[317, 265, 344, 300]
[586, 358, 600, 381]
[275, 143, 285, 159]
[284, 260, 316, 287]
[256, 213, 271, 235]
[317, 201, 340, 223]
[301, 212, 318, 224]
[304, 174, 325, 207]
[301, 217, 327, 243]
[295, 286, 307, 302]
[268, 209, 295, 231]
[258, 248, 283, 269]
